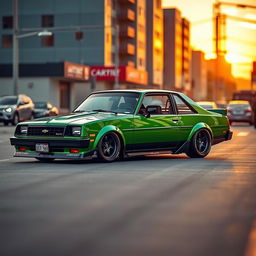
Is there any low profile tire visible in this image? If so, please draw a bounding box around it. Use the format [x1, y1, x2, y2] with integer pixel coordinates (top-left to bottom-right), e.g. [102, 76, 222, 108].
[35, 158, 55, 162]
[98, 132, 121, 162]
[186, 129, 212, 158]
[11, 113, 19, 126]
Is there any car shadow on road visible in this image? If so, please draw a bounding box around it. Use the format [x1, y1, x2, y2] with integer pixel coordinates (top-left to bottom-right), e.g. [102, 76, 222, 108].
[10, 153, 234, 171]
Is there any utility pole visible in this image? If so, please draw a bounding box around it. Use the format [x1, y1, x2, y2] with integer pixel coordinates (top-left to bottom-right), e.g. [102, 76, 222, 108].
[13, 0, 19, 95]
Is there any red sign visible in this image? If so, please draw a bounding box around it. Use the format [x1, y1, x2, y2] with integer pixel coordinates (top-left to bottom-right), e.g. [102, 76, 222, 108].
[90, 66, 148, 85]
[64, 62, 90, 81]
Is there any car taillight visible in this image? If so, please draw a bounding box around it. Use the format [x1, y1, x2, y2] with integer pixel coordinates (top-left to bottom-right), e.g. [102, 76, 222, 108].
[245, 109, 252, 113]
[227, 118, 230, 129]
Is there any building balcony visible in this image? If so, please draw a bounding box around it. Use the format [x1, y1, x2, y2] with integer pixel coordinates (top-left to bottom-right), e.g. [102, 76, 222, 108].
[119, 0, 135, 4]
[119, 25, 135, 38]
[118, 8, 135, 21]
[120, 43, 135, 55]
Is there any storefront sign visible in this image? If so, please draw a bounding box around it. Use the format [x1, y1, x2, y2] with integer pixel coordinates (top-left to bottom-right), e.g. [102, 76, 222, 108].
[64, 62, 90, 81]
[125, 66, 148, 85]
[90, 66, 148, 85]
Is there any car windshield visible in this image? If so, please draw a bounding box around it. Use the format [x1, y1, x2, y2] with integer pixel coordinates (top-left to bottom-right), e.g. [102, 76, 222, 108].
[0, 96, 18, 105]
[34, 102, 47, 109]
[74, 92, 140, 114]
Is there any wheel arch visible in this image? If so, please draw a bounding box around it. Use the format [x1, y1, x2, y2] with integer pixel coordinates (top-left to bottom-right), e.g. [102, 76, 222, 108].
[188, 123, 213, 141]
[92, 125, 126, 150]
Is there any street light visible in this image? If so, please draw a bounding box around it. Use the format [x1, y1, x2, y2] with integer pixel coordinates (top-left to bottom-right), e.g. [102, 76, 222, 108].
[12, 0, 119, 95]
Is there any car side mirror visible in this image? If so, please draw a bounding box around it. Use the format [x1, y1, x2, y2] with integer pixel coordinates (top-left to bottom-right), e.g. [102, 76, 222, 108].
[146, 105, 162, 116]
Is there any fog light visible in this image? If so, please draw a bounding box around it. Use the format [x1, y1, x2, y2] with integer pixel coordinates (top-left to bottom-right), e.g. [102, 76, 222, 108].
[70, 149, 80, 153]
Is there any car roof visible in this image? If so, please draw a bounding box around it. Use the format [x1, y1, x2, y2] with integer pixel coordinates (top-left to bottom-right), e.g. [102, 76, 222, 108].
[91, 89, 181, 94]
[228, 100, 250, 104]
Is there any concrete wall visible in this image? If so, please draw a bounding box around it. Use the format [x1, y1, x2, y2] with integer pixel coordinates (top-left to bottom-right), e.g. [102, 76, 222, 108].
[0, 0, 105, 65]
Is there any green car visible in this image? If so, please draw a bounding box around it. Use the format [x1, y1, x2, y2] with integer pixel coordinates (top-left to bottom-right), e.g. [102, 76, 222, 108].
[10, 90, 232, 162]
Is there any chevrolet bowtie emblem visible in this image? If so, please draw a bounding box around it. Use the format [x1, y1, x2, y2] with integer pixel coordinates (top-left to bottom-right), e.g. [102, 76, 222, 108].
[42, 129, 49, 133]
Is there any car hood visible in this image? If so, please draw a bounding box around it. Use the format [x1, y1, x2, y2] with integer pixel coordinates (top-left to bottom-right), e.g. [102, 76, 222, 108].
[0, 104, 16, 110]
[28, 112, 130, 125]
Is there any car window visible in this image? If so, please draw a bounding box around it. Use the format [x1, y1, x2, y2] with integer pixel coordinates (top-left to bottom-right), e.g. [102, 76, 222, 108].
[74, 92, 140, 114]
[140, 94, 174, 115]
[173, 94, 196, 114]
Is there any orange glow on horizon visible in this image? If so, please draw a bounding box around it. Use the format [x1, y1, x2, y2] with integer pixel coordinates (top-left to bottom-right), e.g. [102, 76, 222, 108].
[162, 0, 256, 80]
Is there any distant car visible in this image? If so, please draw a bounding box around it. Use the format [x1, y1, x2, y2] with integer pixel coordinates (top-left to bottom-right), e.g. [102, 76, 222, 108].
[227, 100, 254, 125]
[0, 94, 34, 126]
[34, 102, 59, 118]
[196, 101, 218, 110]
[10, 90, 232, 162]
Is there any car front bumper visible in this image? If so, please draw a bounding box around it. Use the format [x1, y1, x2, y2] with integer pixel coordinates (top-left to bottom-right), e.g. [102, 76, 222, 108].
[0, 111, 13, 121]
[10, 137, 95, 160]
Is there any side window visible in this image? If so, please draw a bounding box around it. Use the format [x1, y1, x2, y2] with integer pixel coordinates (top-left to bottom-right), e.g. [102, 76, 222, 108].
[173, 94, 196, 115]
[140, 94, 174, 115]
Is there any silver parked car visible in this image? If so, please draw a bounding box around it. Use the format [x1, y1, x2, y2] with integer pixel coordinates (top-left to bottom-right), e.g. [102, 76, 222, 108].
[0, 94, 34, 126]
[227, 100, 254, 125]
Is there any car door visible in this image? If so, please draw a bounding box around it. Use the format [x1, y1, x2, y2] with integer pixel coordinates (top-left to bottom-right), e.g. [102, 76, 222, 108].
[171, 93, 199, 140]
[126, 93, 181, 152]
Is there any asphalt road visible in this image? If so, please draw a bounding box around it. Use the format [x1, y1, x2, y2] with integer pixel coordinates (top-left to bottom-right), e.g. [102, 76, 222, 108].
[0, 124, 256, 256]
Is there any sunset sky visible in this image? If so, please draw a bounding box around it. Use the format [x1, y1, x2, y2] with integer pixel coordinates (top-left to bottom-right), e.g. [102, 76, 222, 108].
[162, 0, 256, 80]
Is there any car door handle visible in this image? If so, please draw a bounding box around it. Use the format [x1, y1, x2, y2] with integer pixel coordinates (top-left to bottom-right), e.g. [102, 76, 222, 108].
[172, 119, 180, 123]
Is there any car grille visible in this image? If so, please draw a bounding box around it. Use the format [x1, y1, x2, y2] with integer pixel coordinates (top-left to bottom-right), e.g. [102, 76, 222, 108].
[27, 126, 65, 137]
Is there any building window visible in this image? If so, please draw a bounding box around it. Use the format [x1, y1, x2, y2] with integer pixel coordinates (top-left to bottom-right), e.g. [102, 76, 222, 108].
[2, 16, 13, 29]
[2, 35, 12, 48]
[41, 35, 54, 47]
[156, 0, 161, 9]
[139, 58, 144, 66]
[41, 15, 54, 27]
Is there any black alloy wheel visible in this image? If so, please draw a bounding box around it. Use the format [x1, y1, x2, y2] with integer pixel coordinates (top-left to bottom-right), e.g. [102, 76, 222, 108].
[186, 129, 211, 158]
[98, 132, 121, 162]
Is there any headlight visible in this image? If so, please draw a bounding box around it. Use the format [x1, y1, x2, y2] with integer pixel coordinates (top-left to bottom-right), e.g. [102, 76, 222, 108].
[20, 126, 28, 135]
[72, 127, 81, 136]
[4, 107, 13, 113]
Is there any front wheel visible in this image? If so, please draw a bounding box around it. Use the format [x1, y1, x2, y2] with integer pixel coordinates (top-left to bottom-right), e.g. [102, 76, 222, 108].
[186, 129, 212, 158]
[98, 132, 121, 162]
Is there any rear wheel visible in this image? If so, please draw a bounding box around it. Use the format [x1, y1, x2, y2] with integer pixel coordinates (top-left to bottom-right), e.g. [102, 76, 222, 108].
[98, 132, 121, 162]
[3, 121, 9, 126]
[186, 129, 211, 158]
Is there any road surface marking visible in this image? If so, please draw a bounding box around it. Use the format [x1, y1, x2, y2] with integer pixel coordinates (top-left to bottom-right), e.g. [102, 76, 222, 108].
[237, 132, 249, 137]
[244, 219, 256, 256]
[0, 158, 12, 162]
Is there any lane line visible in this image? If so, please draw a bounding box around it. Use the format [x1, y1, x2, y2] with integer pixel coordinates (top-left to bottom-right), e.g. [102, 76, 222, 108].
[244, 219, 256, 256]
[237, 132, 249, 137]
[0, 158, 12, 162]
